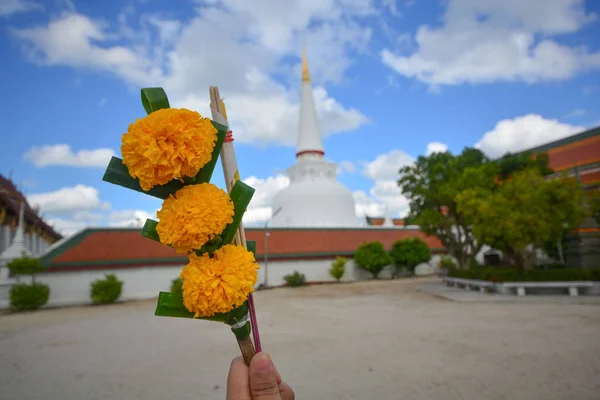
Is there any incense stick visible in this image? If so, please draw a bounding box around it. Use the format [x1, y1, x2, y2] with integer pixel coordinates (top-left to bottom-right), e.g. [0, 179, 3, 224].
[209, 87, 263, 355]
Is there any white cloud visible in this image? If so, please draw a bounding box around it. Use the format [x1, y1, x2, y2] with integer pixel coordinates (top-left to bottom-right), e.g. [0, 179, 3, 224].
[46, 217, 89, 236]
[353, 190, 385, 218]
[242, 174, 290, 224]
[475, 114, 584, 158]
[27, 185, 110, 214]
[12, 6, 370, 146]
[0, 0, 42, 17]
[381, 0, 600, 87]
[426, 141, 448, 155]
[363, 149, 414, 180]
[357, 148, 414, 219]
[109, 209, 158, 227]
[24, 144, 115, 168]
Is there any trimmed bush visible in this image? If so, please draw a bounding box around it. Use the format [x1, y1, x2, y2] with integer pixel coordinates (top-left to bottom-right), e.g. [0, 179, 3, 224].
[390, 238, 432, 273]
[283, 271, 306, 287]
[10, 283, 50, 310]
[329, 256, 346, 282]
[354, 241, 393, 279]
[7, 255, 45, 282]
[90, 274, 123, 305]
[171, 277, 183, 294]
[448, 267, 600, 282]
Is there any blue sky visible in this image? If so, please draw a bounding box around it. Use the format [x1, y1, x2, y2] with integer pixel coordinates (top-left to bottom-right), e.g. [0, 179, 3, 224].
[1, 0, 599, 235]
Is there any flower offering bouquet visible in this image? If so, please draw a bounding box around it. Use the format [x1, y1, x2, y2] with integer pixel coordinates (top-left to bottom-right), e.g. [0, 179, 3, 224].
[102, 87, 261, 365]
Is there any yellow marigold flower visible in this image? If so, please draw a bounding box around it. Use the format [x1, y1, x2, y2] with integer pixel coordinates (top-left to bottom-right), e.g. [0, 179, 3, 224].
[121, 108, 217, 191]
[157, 184, 234, 253]
[181, 245, 259, 317]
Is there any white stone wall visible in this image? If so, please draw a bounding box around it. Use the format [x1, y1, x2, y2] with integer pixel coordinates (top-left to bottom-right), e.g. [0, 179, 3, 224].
[0, 257, 409, 309]
[256, 258, 397, 287]
[0, 265, 184, 309]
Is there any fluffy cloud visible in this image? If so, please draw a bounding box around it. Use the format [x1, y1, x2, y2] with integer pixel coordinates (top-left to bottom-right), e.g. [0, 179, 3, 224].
[0, 0, 42, 17]
[381, 0, 600, 87]
[27, 185, 110, 214]
[475, 114, 584, 158]
[242, 174, 290, 224]
[109, 209, 158, 227]
[426, 142, 448, 155]
[358, 148, 416, 219]
[363, 149, 414, 180]
[45, 217, 89, 236]
[23, 144, 115, 168]
[12, 3, 370, 146]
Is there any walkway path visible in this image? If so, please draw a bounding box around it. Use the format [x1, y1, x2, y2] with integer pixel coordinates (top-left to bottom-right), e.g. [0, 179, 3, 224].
[2, 278, 600, 400]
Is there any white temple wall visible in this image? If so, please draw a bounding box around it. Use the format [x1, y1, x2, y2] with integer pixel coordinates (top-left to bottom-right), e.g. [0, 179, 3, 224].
[256, 258, 396, 287]
[0, 265, 184, 308]
[0, 257, 414, 309]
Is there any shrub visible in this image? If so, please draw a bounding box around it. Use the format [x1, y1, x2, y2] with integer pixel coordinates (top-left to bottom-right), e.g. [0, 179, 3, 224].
[447, 267, 600, 282]
[171, 277, 184, 294]
[354, 241, 393, 279]
[7, 255, 45, 282]
[329, 256, 346, 282]
[10, 283, 50, 310]
[90, 274, 123, 305]
[283, 271, 306, 287]
[390, 238, 432, 273]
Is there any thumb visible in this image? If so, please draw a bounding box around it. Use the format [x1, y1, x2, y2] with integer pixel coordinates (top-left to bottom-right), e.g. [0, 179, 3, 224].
[249, 352, 281, 400]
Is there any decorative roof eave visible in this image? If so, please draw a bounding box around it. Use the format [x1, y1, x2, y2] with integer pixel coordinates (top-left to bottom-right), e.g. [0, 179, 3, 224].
[494, 125, 600, 160]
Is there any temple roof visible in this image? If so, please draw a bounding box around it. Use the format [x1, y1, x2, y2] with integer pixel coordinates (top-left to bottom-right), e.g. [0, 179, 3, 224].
[0, 175, 62, 241]
[296, 48, 325, 157]
[39, 227, 444, 271]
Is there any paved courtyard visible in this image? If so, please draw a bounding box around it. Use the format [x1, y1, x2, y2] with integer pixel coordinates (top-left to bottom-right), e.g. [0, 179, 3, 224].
[2, 278, 600, 400]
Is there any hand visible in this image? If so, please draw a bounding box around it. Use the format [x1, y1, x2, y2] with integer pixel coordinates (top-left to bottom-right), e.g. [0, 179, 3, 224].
[226, 352, 295, 400]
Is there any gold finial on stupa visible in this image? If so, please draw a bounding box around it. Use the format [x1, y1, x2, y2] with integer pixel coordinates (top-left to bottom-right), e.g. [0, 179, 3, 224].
[302, 44, 310, 83]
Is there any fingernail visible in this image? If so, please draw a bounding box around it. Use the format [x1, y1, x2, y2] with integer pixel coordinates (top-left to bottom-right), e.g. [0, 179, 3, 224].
[251, 353, 273, 374]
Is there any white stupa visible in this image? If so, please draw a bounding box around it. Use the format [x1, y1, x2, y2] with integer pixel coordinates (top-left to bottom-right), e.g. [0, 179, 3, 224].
[270, 48, 357, 227]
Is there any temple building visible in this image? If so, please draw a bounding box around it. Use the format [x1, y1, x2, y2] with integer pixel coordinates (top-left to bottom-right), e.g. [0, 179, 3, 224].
[270, 49, 357, 227]
[0, 175, 62, 258]
[510, 126, 600, 268]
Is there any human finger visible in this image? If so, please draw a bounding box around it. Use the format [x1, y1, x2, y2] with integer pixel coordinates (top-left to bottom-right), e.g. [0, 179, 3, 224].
[249, 352, 281, 399]
[278, 381, 295, 400]
[226, 356, 251, 400]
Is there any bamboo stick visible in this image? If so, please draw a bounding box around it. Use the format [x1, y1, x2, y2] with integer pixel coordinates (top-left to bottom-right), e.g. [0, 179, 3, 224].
[208, 87, 262, 364]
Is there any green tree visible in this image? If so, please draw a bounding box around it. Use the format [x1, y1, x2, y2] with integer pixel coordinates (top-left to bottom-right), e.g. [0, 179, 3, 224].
[329, 256, 346, 282]
[457, 169, 587, 268]
[496, 151, 553, 181]
[7, 255, 45, 283]
[390, 238, 432, 274]
[354, 241, 393, 279]
[398, 148, 497, 268]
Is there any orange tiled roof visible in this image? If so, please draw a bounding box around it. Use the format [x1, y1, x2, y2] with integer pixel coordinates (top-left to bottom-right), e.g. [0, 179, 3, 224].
[41, 227, 444, 270]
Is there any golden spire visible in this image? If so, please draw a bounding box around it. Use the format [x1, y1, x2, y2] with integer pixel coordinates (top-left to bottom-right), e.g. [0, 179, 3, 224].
[302, 44, 310, 83]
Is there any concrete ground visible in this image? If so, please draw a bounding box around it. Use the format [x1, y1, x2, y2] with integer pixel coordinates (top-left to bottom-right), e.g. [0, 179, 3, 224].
[1, 278, 600, 400]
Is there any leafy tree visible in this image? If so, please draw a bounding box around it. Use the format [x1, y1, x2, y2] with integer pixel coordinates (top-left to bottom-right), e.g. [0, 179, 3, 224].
[496, 151, 553, 181]
[457, 169, 587, 268]
[329, 256, 346, 282]
[354, 241, 393, 279]
[398, 148, 497, 268]
[390, 238, 432, 274]
[7, 255, 45, 283]
[587, 192, 600, 225]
